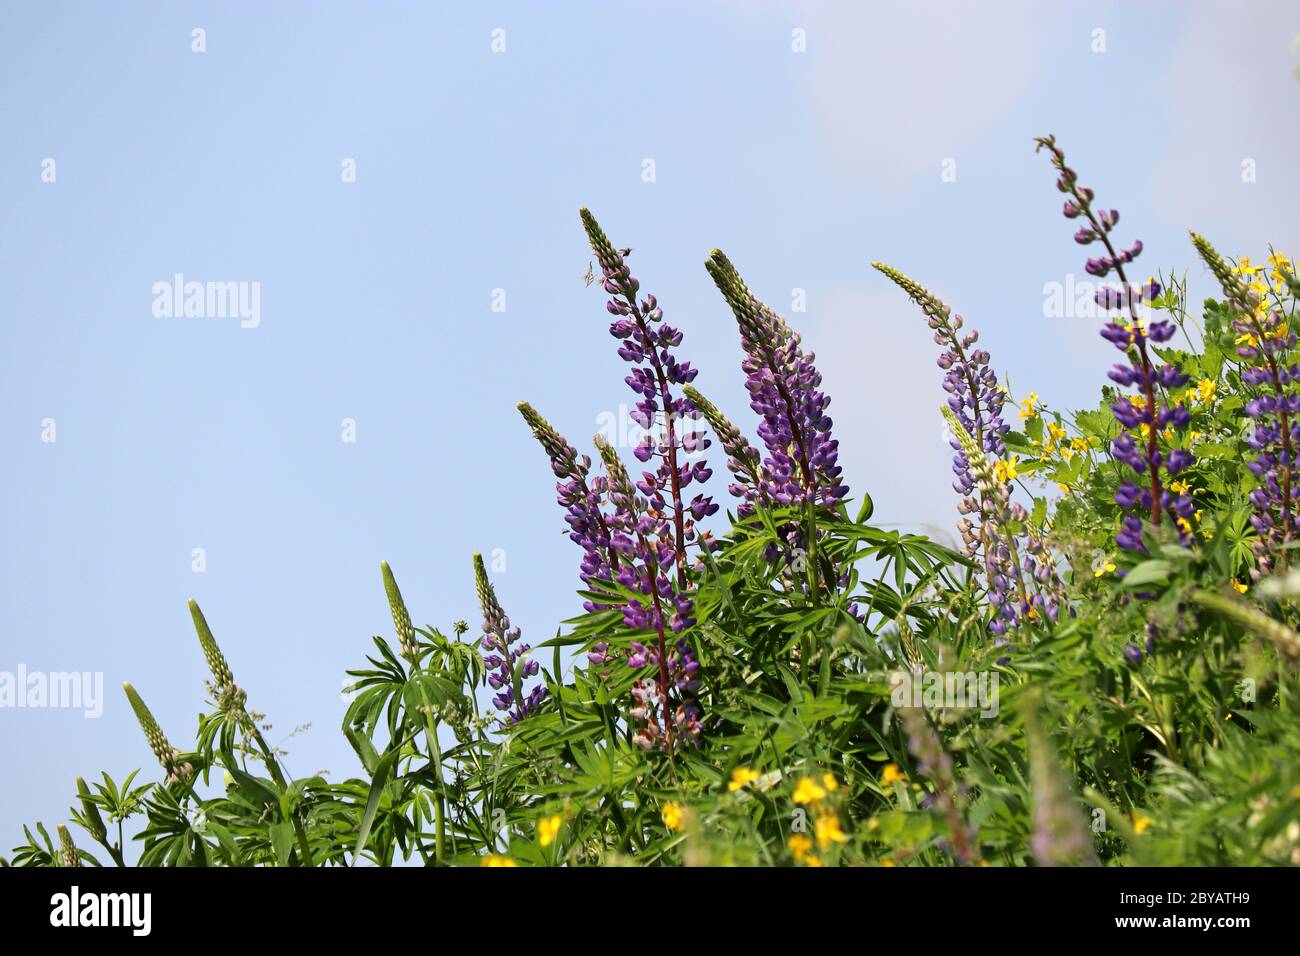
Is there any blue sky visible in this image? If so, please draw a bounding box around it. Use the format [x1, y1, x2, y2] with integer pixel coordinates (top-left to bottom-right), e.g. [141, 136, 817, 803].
[2, 0, 1297, 846]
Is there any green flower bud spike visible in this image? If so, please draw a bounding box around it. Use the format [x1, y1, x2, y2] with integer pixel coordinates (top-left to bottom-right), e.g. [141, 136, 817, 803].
[189, 599, 246, 720]
[123, 682, 191, 784]
[75, 776, 106, 843]
[381, 561, 419, 662]
[189, 599, 232, 689]
[941, 405, 998, 497]
[680, 384, 765, 492]
[472, 552, 504, 627]
[57, 823, 81, 868]
[1189, 232, 1257, 312]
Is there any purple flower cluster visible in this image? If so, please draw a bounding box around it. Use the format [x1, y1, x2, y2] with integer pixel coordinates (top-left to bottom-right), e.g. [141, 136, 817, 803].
[582, 209, 717, 587]
[878, 264, 1063, 639]
[681, 385, 768, 510]
[517, 402, 621, 610]
[473, 552, 546, 724]
[1192, 233, 1298, 573]
[594, 434, 702, 751]
[705, 250, 848, 515]
[1036, 135, 1194, 553]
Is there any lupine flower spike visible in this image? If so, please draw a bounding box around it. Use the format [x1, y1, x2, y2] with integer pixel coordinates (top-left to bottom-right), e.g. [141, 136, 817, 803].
[705, 250, 848, 513]
[900, 708, 977, 865]
[380, 561, 420, 663]
[681, 384, 768, 514]
[581, 209, 717, 588]
[123, 682, 192, 784]
[594, 433, 703, 752]
[877, 263, 1063, 639]
[1035, 135, 1193, 552]
[472, 552, 546, 724]
[517, 401, 620, 608]
[1191, 233, 1298, 573]
[1024, 695, 1098, 867]
[57, 824, 81, 868]
[941, 406, 1061, 642]
[189, 598, 248, 721]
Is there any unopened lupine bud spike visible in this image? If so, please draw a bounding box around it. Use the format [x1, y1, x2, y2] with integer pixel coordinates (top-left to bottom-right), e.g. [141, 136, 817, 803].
[381, 561, 418, 660]
[75, 776, 106, 843]
[123, 682, 189, 782]
[188, 599, 233, 690]
[57, 824, 81, 868]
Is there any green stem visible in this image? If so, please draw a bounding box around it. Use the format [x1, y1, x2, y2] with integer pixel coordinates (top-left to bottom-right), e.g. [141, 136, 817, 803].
[408, 661, 448, 864]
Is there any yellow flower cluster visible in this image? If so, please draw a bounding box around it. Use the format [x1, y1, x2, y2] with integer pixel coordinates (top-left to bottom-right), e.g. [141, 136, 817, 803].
[880, 763, 908, 787]
[661, 801, 685, 832]
[1234, 253, 1296, 320]
[1018, 392, 1040, 421]
[538, 813, 563, 847]
[728, 767, 761, 792]
[788, 774, 848, 866]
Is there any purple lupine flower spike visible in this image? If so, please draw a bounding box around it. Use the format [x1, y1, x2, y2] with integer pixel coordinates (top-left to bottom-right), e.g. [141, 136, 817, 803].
[1036, 135, 1192, 552]
[876, 263, 1065, 642]
[581, 209, 717, 591]
[473, 552, 546, 725]
[594, 433, 703, 752]
[1191, 233, 1298, 574]
[681, 384, 769, 516]
[704, 250, 848, 511]
[517, 402, 620, 610]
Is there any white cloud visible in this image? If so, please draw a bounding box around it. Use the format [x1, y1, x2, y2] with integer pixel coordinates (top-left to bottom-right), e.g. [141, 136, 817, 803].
[798, 0, 1046, 191]
[1152, 1, 1300, 251]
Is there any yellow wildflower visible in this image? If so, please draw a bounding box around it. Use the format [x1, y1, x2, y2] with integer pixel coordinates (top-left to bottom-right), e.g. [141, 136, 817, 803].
[661, 801, 685, 832]
[1094, 560, 1116, 578]
[1232, 580, 1248, 594]
[793, 776, 828, 804]
[993, 456, 1020, 484]
[1195, 379, 1216, 404]
[880, 764, 907, 786]
[788, 833, 816, 865]
[1132, 813, 1153, 835]
[538, 813, 563, 847]
[822, 773, 839, 792]
[1233, 256, 1259, 277]
[482, 854, 518, 867]
[1018, 392, 1040, 421]
[880, 858, 896, 867]
[728, 767, 760, 792]
[814, 812, 848, 850]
